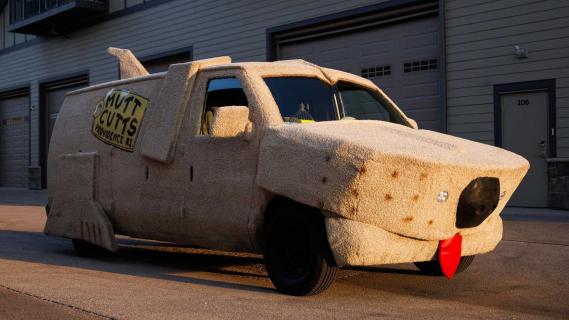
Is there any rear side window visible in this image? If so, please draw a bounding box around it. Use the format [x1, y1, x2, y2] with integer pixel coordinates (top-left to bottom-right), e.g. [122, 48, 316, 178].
[205, 78, 248, 109]
[201, 77, 248, 135]
[264, 77, 336, 122]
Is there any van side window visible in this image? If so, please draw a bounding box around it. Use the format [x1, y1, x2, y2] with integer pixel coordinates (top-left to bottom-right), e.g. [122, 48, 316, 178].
[201, 77, 248, 135]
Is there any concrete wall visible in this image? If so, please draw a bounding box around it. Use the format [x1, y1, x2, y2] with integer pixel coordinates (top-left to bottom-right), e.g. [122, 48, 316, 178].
[444, 0, 569, 156]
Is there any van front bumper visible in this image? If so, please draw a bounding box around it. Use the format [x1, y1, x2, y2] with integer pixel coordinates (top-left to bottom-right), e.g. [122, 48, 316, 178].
[325, 216, 502, 267]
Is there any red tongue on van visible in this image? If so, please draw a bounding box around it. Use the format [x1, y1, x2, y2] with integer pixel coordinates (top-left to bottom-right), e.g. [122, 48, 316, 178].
[439, 233, 462, 279]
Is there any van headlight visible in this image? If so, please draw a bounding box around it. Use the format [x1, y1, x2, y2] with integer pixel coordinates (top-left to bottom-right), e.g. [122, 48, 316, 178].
[437, 191, 449, 203]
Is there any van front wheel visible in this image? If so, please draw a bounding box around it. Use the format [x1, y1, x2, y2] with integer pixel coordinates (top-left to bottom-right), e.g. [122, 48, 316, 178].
[264, 206, 338, 296]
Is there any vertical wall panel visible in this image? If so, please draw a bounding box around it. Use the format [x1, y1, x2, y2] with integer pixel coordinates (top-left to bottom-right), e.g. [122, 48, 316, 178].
[127, 0, 145, 7]
[445, 0, 569, 154]
[109, 0, 126, 13]
[29, 81, 39, 168]
[0, 10, 5, 49]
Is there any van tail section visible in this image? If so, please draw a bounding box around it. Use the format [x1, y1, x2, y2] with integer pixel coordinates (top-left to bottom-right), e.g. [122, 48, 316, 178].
[44, 152, 117, 252]
[107, 47, 149, 79]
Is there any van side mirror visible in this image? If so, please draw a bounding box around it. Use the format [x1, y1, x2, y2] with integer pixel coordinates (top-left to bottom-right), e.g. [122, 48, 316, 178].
[408, 118, 419, 129]
[209, 106, 252, 139]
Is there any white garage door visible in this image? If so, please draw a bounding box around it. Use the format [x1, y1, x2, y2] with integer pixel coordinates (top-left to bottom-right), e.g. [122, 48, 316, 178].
[278, 16, 441, 131]
[44, 78, 88, 149]
[38, 77, 88, 188]
[0, 92, 29, 187]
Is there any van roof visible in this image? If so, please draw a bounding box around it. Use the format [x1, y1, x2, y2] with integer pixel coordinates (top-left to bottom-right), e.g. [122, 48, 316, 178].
[201, 59, 374, 88]
[202, 59, 320, 70]
[68, 57, 374, 96]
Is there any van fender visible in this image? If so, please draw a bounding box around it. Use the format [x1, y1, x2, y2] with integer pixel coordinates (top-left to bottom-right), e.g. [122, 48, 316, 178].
[44, 152, 117, 252]
[256, 127, 366, 218]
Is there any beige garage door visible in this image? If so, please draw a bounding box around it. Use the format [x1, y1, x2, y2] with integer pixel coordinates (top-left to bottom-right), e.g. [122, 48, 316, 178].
[0, 91, 29, 187]
[278, 16, 441, 131]
[45, 78, 88, 148]
[40, 77, 88, 188]
[501, 91, 549, 207]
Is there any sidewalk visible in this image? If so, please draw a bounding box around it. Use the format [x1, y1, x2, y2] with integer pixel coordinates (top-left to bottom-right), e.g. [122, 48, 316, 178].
[502, 206, 569, 222]
[1, 187, 568, 221]
[0, 187, 567, 318]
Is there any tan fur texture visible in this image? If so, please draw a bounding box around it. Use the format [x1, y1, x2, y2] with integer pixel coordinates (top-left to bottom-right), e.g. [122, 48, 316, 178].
[107, 47, 149, 79]
[140, 56, 232, 163]
[44, 152, 117, 251]
[257, 120, 528, 241]
[326, 215, 502, 266]
[46, 52, 528, 266]
[209, 106, 250, 138]
[47, 75, 164, 246]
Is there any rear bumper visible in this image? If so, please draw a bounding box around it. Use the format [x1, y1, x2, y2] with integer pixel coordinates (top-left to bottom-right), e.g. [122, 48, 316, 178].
[325, 216, 502, 267]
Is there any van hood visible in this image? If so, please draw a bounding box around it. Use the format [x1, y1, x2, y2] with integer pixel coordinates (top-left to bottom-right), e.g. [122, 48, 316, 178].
[257, 120, 529, 240]
[266, 120, 526, 169]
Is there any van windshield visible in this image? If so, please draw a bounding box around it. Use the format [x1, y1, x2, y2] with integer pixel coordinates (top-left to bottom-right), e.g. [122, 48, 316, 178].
[263, 77, 409, 127]
[263, 77, 336, 122]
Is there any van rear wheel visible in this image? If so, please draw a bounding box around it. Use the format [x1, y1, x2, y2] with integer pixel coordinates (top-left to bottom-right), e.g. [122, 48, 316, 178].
[72, 239, 109, 257]
[414, 255, 475, 276]
[264, 205, 338, 296]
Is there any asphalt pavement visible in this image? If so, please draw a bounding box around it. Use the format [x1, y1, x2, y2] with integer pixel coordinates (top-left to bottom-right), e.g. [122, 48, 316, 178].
[0, 188, 567, 319]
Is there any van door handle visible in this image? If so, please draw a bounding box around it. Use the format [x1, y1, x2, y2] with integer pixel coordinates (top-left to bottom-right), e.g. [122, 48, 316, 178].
[538, 140, 547, 158]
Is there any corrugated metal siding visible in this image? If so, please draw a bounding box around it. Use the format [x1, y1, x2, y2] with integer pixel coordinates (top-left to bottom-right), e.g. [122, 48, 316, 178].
[110, 0, 155, 13]
[29, 81, 39, 172]
[445, 0, 569, 155]
[0, 0, 151, 50]
[0, 92, 29, 187]
[0, 8, 4, 48]
[0, 0, 389, 169]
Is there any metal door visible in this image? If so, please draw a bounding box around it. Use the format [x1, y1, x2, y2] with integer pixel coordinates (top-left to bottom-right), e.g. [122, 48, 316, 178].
[501, 91, 548, 207]
[45, 80, 88, 148]
[0, 92, 29, 187]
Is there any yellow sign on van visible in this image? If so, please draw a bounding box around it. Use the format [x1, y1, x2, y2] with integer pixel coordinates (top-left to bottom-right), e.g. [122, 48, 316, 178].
[91, 89, 149, 152]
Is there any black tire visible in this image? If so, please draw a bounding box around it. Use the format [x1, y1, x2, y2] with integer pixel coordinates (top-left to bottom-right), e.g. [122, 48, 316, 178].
[263, 204, 338, 296]
[72, 239, 110, 257]
[414, 255, 475, 276]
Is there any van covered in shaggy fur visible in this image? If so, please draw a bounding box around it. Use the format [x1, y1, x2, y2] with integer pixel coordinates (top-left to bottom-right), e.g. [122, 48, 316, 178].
[45, 48, 528, 282]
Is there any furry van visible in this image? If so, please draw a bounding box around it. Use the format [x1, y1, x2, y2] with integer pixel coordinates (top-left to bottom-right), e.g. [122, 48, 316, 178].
[44, 48, 528, 295]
